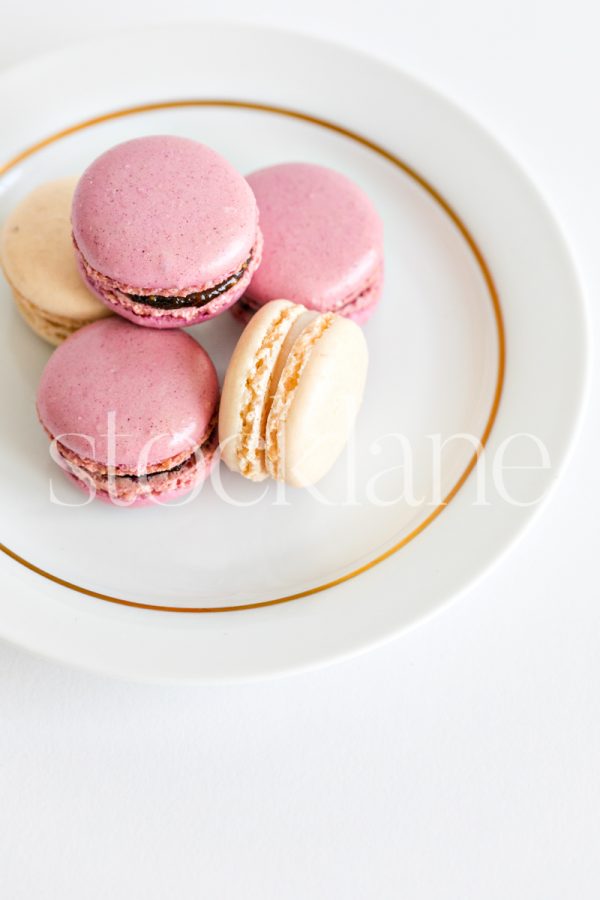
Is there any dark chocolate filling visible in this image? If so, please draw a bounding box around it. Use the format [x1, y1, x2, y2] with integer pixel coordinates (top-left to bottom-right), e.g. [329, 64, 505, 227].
[125, 252, 253, 310]
[118, 455, 192, 481]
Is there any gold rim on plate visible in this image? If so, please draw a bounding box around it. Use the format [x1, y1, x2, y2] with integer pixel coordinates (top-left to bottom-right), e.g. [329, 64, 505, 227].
[0, 99, 506, 613]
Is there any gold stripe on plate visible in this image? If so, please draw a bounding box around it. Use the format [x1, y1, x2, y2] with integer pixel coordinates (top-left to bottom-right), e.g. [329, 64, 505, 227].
[0, 100, 506, 613]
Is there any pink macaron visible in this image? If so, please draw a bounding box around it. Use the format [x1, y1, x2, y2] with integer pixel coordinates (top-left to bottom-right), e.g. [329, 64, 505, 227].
[72, 135, 263, 328]
[238, 162, 384, 324]
[36, 318, 219, 506]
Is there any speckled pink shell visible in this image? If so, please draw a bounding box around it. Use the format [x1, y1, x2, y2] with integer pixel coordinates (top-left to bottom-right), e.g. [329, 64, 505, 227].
[244, 162, 384, 320]
[72, 135, 259, 293]
[37, 318, 219, 468]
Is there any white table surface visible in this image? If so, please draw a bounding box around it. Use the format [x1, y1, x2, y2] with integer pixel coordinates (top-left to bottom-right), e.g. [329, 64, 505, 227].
[1, 2, 598, 897]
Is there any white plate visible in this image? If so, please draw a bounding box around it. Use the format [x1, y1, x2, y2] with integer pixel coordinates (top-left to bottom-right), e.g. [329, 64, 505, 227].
[0, 24, 589, 682]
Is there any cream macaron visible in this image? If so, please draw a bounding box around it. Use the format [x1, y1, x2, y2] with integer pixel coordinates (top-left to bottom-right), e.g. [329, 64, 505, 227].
[219, 300, 368, 488]
[0, 177, 111, 345]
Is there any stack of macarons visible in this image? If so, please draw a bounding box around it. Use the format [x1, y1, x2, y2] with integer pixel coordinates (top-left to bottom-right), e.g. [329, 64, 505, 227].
[0, 135, 384, 504]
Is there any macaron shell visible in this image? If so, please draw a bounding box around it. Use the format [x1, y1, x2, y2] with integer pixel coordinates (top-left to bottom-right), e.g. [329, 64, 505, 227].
[37, 318, 218, 468]
[266, 308, 318, 398]
[218, 299, 303, 478]
[72, 136, 258, 292]
[267, 315, 369, 487]
[0, 177, 110, 336]
[245, 162, 384, 315]
[11, 284, 103, 346]
[66, 471, 200, 507]
[339, 266, 384, 324]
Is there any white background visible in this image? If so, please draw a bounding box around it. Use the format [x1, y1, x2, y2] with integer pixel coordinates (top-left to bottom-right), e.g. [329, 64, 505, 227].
[1, 2, 599, 898]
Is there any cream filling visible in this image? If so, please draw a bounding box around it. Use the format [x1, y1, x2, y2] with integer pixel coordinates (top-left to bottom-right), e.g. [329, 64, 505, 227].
[236, 304, 306, 480]
[265, 313, 335, 481]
